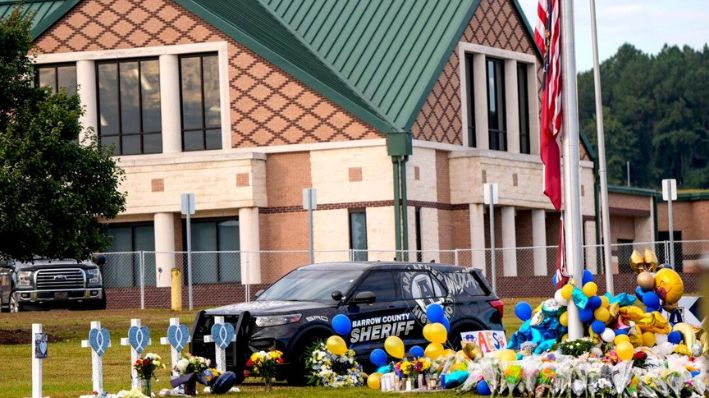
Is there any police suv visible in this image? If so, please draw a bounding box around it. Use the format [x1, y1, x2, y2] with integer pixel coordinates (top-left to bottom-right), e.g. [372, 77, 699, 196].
[190, 262, 504, 385]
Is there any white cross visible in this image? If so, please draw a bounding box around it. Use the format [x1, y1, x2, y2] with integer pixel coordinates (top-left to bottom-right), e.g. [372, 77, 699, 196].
[120, 319, 151, 389]
[159, 317, 191, 377]
[80, 321, 109, 394]
[203, 316, 235, 372]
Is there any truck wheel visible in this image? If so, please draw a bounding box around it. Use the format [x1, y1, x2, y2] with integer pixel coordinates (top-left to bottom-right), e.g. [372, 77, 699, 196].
[286, 337, 324, 386]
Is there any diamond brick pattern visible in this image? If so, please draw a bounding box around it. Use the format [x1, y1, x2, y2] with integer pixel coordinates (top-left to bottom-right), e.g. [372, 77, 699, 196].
[412, 0, 538, 144]
[34, 0, 381, 148]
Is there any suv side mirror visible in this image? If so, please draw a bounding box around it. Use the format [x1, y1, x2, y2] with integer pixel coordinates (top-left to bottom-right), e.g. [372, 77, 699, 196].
[331, 290, 343, 301]
[351, 291, 376, 304]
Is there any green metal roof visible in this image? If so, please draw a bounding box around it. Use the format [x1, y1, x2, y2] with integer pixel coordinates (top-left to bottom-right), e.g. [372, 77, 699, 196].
[259, 0, 480, 130]
[0, 0, 80, 39]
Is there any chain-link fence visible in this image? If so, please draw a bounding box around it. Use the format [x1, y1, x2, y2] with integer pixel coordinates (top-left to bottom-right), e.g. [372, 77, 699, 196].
[98, 239, 708, 309]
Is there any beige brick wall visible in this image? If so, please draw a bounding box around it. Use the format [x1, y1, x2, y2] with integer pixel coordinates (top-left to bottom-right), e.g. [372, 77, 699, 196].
[313, 209, 349, 263]
[406, 148, 438, 202]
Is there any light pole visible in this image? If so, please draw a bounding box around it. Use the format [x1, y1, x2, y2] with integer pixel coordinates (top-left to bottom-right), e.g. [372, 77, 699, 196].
[181, 193, 195, 310]
[662, 179, 677, 268]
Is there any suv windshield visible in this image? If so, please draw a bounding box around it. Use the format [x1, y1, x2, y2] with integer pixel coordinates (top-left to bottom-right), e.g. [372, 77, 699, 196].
[258, 269, 363, 302]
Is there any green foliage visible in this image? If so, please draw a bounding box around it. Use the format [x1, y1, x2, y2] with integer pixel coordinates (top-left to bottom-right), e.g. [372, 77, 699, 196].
[555, 338, 595, 356]
[578, 43, 709, 189]
[0, 10, 125, 262]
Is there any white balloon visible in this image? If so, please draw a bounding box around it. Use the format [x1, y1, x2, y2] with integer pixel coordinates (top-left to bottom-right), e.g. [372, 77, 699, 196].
[601, 328, 615, 343]
[654, 333, 668, 345]
[554, 289, 569, 306]
[656, 342, 675, 356]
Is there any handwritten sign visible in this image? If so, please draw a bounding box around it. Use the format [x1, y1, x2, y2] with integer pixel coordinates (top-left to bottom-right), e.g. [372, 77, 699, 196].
[460, 330, 507, 352]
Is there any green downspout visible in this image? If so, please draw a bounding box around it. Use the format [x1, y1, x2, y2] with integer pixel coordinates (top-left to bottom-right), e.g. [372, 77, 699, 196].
[387, 131, 413, 262]
[400, 156, 410, 261]
[392, 158, 402, 261]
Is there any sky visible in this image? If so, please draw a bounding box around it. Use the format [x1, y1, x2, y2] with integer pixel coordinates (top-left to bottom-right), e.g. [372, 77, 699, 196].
[517, 0, 709, 72]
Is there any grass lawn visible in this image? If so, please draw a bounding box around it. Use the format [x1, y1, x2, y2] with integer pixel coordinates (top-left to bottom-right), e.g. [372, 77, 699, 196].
[0, 298, 544, 398]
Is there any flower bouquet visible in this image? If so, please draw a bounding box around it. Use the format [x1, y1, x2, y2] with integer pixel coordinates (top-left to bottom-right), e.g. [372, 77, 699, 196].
[500, 361, 523, 397]
[244, 349, 284, 391]
[305, 342, 364, 387]
[133, 353, 165, 397]
[170, 354, 211, 395]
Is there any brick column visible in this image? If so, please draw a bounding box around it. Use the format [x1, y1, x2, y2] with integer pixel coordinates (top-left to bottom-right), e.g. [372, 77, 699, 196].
[501, 206, 517, 276]
[239, 207, 261, 284]
[154, 212, 176, 287]
[505, 59, 520, 153]
[159, 54, 181, 154]
[532, 209, 548, 275]
[472, 54, 489, 150]
[76, 60, 96, 144]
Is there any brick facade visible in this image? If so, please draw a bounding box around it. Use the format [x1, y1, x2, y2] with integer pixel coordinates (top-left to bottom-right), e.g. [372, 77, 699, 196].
[35, 0, 382, 148]
[411, 0, 537, 144]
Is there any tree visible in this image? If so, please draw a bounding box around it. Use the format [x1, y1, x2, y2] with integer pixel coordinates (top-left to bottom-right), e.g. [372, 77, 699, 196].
[0, 11, 125, 262]
[578, 43, 709, 189]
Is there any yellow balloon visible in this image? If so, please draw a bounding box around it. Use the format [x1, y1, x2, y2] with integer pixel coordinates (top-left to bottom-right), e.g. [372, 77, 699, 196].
[594, 307, 610, 323]
[384, 336, 405, 359]
[655, 268, 684, 304]
[559, 311, 569, 326]
[499, 349, 517, 362]
[424, 343, 444, 359]
[614, 334, 630, 345]
[561, 334, 568, 342]
[616, 341, 634, 361]
[422, 324, 434, 342]
[582, 282, 598, 297]
[326, 335, 347, 356]
[561, 284, 574, 300]
[443, 348, 456, 357]
[427, 323, 448, 344]
[367, 372, 382, 390]
[642, 331, 656, 347]
[600, 295, 610, 308]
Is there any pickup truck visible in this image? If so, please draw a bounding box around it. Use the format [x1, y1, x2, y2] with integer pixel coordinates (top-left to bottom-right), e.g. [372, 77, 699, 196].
[0, 257, 106, 312]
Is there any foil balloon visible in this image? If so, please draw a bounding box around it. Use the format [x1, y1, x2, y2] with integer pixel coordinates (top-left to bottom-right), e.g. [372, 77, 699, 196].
[630, 249, 660, 273]
[654, 268, 684, 304]
[636, 271, 655, 291]
[672, 322, 700, 350]
[462, 341, 483, 361]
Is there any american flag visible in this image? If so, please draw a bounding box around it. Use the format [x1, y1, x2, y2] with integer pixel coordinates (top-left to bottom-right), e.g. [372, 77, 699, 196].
[536, 0, 568, 288]
[536, 0, 563, 211]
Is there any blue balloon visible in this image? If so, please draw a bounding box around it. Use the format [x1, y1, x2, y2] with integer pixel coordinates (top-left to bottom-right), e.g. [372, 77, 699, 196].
[668, 331, 683, 344]
[579, 308, 594, 324]
[642, 292, 661, 311]
[426, 303, 445, 324]
[409, 345, 424, 358]
[369, 349, 388, 367]
[635, 286, 646, 300]
[476, 380, 491, 396]
[591, 320, 606, 335]
[441, 316, 451, 332]
[514, 301, 533, 321]
[582, 269, 594, 285]
[552, 273, 559, 287]
[331, 314, 352, 336]
[615, 328, 629, 335]
[587, 296, 602, 310]
[377, 365, 392, 374]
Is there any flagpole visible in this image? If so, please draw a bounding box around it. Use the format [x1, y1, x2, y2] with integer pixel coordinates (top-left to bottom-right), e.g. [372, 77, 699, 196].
[560, 0, 585, 340]
[589, 0, 615, 295]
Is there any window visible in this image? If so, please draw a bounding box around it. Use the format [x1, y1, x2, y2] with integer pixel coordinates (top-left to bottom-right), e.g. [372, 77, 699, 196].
[517, 63, 531, 154]
[349, 210, 368, 261]
[103, 224, 155, 288]
[97, 58, 162, 155]
[180, 53, 221, 151]
[185, 218, 240, 283]
[354, 271, 398, 302]
[465, 54, 476, 147]
[36, 64, 77, 95]
[486, 58, 507, 151]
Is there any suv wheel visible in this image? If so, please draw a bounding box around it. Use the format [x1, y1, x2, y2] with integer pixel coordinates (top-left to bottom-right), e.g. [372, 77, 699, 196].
[286, 336, 325, 386]
[9, 291, 22, 313]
